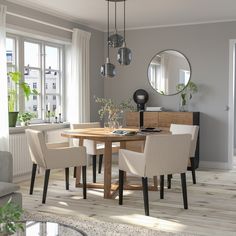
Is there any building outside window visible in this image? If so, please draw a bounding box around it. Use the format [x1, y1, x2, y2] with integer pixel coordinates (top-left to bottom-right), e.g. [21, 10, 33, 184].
[33, 82, 37, 89]
[6, 34, 64, 121]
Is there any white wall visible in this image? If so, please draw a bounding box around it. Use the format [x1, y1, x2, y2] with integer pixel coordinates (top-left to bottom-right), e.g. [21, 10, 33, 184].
[104, 21, 236, 165]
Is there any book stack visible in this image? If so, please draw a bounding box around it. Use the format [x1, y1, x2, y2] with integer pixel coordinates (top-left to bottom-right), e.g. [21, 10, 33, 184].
[146, 107, 164, 112]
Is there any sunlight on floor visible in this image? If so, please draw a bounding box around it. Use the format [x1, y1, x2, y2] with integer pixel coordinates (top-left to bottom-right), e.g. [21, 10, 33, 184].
[111, 214, 187, 233]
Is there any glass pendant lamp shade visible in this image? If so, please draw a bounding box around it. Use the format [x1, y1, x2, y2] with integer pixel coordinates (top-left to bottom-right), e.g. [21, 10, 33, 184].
[108, 1, 123, 48]
[117, 0, 132, 65]
[100, 0, 116, 78]
[100, 58, 116, 78]
[117, 42, 132, 65]
[108, 33, 123, 48]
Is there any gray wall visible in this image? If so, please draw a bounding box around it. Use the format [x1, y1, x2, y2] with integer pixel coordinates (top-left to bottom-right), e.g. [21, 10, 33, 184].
[1, 0, 104, 122]
[104, 21, 236, 164]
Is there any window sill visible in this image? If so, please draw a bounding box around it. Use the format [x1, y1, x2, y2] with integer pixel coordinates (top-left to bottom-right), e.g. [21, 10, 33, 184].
[9, 122, 70, 134]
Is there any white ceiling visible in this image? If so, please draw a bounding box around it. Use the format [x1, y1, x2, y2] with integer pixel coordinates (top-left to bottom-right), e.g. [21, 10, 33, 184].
[8, 0, 236, 31]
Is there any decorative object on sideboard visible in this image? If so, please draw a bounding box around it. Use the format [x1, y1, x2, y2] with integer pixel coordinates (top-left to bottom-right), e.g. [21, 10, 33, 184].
[146, 107, 164, 112]
[8, 72, 39, 127]
[95, 97, 134, 129]
[133, 89, 149, 111]
[177, 81, 198, 112]
[117, 0, 132, 65]
[147, 50, 191, 96]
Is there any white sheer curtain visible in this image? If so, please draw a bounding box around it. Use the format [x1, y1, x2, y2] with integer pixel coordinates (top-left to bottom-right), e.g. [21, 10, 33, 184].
[67, 28, 91, 123]
[0, 5, 9, 151]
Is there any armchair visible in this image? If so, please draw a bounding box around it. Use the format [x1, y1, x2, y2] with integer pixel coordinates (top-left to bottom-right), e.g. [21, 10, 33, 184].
[0, 151, 22, 207]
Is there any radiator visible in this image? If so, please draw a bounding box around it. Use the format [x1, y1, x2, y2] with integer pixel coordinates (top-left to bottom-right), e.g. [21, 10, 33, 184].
[9, 133, 32, 177]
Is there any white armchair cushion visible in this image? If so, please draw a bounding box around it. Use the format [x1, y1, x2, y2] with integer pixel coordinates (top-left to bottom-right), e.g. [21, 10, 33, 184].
[119, 149, 145, 176]
[46, 146, 87, 169]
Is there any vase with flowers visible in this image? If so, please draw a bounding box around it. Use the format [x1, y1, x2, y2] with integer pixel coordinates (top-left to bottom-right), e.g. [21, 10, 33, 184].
[95, 97, 134, 129]
[176, 81, 198, 112]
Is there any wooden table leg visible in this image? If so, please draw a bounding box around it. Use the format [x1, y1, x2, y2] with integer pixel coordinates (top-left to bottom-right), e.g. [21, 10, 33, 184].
[104, 141, 112, 198]
[75, 138, 84, 187]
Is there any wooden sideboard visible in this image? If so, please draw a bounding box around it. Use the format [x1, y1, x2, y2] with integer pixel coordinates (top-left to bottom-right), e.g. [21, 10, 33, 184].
[124, 111, 200, 168]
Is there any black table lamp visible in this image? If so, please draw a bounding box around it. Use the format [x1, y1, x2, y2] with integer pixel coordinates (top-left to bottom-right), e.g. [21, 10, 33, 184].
[133, 89, 149, 111]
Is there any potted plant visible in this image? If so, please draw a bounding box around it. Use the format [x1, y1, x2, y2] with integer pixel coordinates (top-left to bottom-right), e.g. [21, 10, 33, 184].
[95, 97, 134, 128]
[8, 72, 38, 127]
[0, 199, 24, 235]
[176, 81, 198, 111]
[17, 112, 35, 126]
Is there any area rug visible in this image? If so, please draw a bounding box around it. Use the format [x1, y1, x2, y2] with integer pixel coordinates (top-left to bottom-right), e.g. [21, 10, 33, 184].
[23, 211, 199, 236]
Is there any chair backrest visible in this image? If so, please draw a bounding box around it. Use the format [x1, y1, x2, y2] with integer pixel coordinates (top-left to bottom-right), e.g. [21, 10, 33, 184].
[70, 122, 101, 153]
[25, 129, 48, 168]
[170, 124, 199, 157]
[144, 134, 191, 177]
[71, 122, 101, 130]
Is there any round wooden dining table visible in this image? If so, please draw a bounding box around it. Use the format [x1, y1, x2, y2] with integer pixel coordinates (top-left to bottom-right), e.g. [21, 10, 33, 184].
[62, 128, 164, 199]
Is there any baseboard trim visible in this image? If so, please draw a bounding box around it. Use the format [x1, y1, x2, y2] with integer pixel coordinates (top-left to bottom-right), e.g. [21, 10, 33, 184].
[199, 161, 230, 170]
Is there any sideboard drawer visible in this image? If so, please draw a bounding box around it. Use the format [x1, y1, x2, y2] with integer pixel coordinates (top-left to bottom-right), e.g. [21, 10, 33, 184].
[158, 112, 194, 127]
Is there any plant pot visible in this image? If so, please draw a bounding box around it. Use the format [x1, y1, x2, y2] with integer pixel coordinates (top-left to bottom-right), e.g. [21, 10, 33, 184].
[8, 112, 19, 127]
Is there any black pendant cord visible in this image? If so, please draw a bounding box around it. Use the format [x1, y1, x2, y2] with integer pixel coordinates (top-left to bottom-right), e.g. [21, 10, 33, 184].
[115, 1, 117, 32]
[123, 0, 126, 42]
[107, 0, 110, 58]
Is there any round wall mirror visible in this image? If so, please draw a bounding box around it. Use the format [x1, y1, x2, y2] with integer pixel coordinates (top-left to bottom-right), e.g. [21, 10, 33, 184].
[147, 50, 191, 96]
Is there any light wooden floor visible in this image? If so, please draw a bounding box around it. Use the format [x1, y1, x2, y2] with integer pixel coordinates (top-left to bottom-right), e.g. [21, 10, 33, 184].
[19, 164, 236, 236]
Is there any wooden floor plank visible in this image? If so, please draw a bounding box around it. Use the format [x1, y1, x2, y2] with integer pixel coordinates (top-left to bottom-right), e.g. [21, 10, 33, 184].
[19, 165, 236, 235]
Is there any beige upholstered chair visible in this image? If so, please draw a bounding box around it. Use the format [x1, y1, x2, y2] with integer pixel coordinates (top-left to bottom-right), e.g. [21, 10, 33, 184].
[118, 134, 191, 216]
[71, 122, 120, 183]
[170, 124, 199, 184]
[25, 129, 87, 204]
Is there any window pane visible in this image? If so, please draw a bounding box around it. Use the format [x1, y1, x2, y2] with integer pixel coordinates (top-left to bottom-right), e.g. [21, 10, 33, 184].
[45, 95, 60, 115]
[24, 69, 41, 118]
[45, 46, 59, 70]
[45, 71, 60, 93]
[24, 42, 40, 68]
[6, 38, 15, 65]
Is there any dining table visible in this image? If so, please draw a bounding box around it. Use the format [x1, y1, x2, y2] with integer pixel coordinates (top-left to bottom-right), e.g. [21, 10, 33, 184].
[61, 127, 167, 199]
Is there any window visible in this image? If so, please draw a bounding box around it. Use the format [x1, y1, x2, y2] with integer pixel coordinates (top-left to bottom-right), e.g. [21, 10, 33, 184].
[33, 105, 37, 111]
[33, 83, 37, 89]
[6, 34, 64, 121]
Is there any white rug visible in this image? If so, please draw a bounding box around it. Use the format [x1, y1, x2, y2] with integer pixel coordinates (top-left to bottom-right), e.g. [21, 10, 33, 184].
[23, 211, 198, 236]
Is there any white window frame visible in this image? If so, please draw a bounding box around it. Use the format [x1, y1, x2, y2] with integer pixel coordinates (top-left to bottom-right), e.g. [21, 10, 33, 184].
[6, 33, 65, 122]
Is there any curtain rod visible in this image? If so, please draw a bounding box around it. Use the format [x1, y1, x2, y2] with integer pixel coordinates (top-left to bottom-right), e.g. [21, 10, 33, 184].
[7, 11, 73, 33]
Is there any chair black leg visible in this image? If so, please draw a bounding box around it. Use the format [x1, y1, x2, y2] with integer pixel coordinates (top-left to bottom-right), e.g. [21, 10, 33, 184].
[42, 169, 50, 204]
[98, 154, 103, 174]
[119, 170, 124, 205]
[92, 155, 97, 183]
[142, 177, 149, 216]
[82, 166, 87, 199]
[181, 173, 188, 209]
[160, 175, 164, 199]
[29, 163, 37, 195]
[73, 167, 77, 178]
[167, 174, 172, 189]
[190, 157, 196, 184]
[65, 168, 69, 190]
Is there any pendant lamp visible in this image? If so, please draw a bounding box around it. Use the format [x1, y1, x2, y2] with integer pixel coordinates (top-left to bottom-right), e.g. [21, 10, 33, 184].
[100, 0, 116, 78]
[117, 0, 132, 65]
[108, 1, 124, 48]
